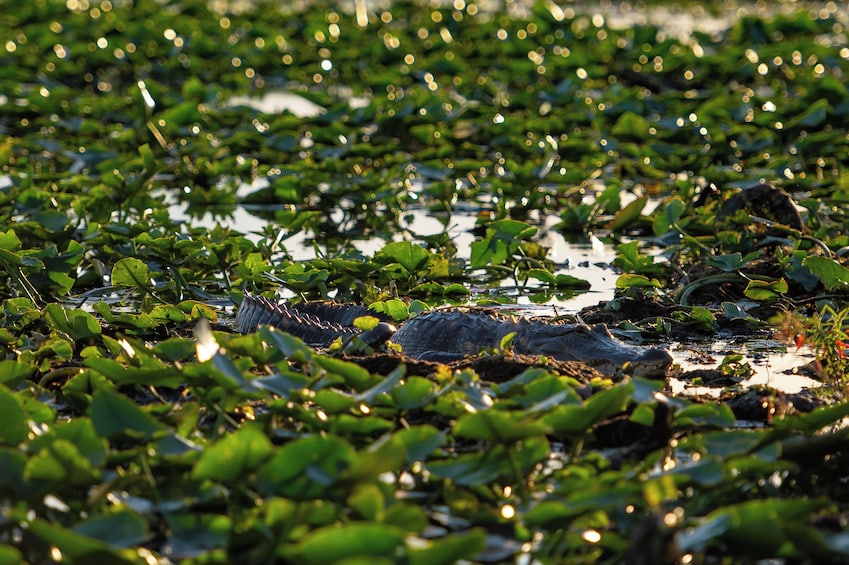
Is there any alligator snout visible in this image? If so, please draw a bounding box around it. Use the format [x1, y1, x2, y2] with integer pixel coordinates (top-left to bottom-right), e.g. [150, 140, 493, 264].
[521, 322, 673, 379]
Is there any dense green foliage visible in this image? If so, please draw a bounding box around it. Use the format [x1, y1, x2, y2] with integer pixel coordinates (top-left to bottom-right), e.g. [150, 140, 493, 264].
[3, 0, 849, 562]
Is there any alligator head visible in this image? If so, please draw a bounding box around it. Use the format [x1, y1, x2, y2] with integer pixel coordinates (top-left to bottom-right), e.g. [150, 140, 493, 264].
[512, 322, 673, 378]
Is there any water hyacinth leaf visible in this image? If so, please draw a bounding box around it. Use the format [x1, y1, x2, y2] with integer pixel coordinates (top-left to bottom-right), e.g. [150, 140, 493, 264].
[541, 383, 634, 435]
[427, 438, 549, 485]
[24, 438, 100, 485]
[44, 304, 102, 340]
[24, 519, 138, 565]
[615, 241, 665, 276]
[652, 197, 686, 236]
[0, 545, 22, 564]
[152, 337, 196, 362]
[347, 483, 384, 521]
[313, 388, 356, 414]
[529, 269, 591, 289]
[678, 498, 828, 556]
[352, 364, 405, 403]
[802, 256, 849, 291]
[470, 219, 537, 268]
[327, 413, 395, 436]
[29, 419, 108, 468]
[615, 274, 663, 289]
[722, 302, 757, 322]
[772, 401, 849, 434]
[343, 434, 409, 481]
[149, 304, 187, 324]
[664, 456, 725, 486]
[162, 512, 231, 559]
[394, 425, 446, 463]
[743, 278, 787, 300]
[376, 241, 430, 273]
[370, 298, 411, 321]
[391, 376, 437, 410]
[612, 111, 652, 139]
[286, 522, 406, 565]
[708, 251, 761, 272]
[111, 257, 152, 290]
[470, 237, 509, 268]
[0, 360, 35, 388]
[253, 372, 310, 398]
[256, 435, 355, 498]
[0, 387, 28, 445]
[788, 98, 828, 129]
[674, 403, 736, 428]
[72, 510, 149, 548]
[453, 409, 551, 443]
[192, 424, 274, 482]
[0, 230, 20, 251]
[89, 389, 163, 441]
[260, 327, 314, 362]
[608, 194, 648, 232]
[409, 529, 488, 565]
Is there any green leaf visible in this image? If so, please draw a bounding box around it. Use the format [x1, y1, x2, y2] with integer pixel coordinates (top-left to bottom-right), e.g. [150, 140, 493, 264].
[347, 483, 384, 520]
[743, 278, 788, 300]
[615, 274, 662, 288]
[802, 256, 849, 291]
[28, 419, 108, 468]
[0, 358, 35, 388]
[25, 438, 100, 485]
[529, 269, 591, 289]
[25, 519, 138, 565]
[192, 424, 274, 482]
[788, 98, 828, 128]
[111, 257, 151, 290]
[287, 522, 406, 565]
[72, 510, 148, 548]
[454, 409, 551, 443]
[256, 435, 355, 498]
[470, 237, 508, 268]
[0, 544, 23, 565]
[391, 377, 437, 410]
[652, 197, 686, 236]
[542, 383, 634, 435]
[376, 241, 430, 273]
[44, 304, 102, 340]
[0, 387, 28, 445]
[394, 426, 446, 463]
[0, 230, 21, 251]
[608, 194, 648, 232]
[89, 389, 163, 441]
[612, 111, 652, 138]
[410, 529, 488, 565]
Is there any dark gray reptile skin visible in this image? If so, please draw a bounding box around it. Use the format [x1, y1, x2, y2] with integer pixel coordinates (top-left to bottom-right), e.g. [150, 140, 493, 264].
[234, 294, 672, 377]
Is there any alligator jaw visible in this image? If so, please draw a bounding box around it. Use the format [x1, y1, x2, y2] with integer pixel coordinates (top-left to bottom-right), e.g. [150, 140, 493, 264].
[514, 322, 672, 379]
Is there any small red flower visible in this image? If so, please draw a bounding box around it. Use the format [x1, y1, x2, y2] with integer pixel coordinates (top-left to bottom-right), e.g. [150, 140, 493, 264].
[794, 334, 805, 351]
[836, 340, 849, 359]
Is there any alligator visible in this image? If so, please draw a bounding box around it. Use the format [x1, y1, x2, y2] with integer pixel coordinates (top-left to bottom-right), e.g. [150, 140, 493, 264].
[234, 294, 673, 378]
